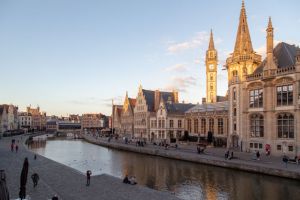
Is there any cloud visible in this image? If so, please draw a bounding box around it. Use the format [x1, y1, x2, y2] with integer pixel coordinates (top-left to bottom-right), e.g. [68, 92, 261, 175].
[101, 96, 123, 107]
[255, 40, 281, 58]
[164, 76, 197, 92]
[67, 97, 101, 106]
[164, 63, 188, 72]
[167, 32, 209, 54]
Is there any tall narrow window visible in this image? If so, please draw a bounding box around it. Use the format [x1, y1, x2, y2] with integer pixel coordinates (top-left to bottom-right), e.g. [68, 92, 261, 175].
[249, 89, 263, 108]
[233, 87, 236, 101]
[209, 118, 214, 133]
[201, 118, 206, 134]
[277, 113, 294, 138]
[169, 120, 174, 128]
[277, 85, 293, 106]
[187, 119, 192, 133]
[194, 119, 198, 133]
[217, 118, 223, 135]
[250, 114, 264, 137]
[178, 120, 182, 128]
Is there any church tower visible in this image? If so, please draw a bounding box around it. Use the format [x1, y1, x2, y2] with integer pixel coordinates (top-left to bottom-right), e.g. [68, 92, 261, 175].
[225, 0, 261, 148]
[206, 29, 218, 103]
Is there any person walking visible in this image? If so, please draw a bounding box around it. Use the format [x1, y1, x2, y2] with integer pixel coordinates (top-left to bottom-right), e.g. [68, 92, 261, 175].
[15, 144, 19, 153]
[52, 195, 59, 200]
[256, 151, 260, 160]
[10, 143, 14, 152]
[86, 170, 92, 186]
[31, 173, 39, 187]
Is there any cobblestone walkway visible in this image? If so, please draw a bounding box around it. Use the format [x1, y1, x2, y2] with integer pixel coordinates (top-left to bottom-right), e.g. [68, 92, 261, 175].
[0, 135, 180, 200]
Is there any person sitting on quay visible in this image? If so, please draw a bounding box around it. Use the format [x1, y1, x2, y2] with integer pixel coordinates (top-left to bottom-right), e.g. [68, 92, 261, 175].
[123, 174, 130, 184]
[129, 176, 137, 185]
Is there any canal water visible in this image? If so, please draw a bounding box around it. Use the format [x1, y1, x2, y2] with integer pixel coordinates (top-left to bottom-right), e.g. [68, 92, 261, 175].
[29, 137, 300, 200]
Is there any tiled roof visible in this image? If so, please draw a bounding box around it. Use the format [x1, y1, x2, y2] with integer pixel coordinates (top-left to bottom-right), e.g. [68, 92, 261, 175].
[186, 101, 229, 113]
[254, 42, 300, 74]
[142, 89, 175, 112]
[142, 89, 155, 111]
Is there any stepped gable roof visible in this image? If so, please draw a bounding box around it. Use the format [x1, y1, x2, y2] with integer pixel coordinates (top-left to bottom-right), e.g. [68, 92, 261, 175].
[0, 105, 8, 115]
[186, 101, 229, 113]
[128, 98, 136, 108]
[254, 42, 300, 74]
[165, 103, 196, 115]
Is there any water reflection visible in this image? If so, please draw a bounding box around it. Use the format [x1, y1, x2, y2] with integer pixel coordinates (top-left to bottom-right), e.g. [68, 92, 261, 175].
[29, 138, 300, 200]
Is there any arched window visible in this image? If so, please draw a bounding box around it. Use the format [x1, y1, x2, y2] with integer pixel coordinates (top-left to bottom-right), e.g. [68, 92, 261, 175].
[277, 113, 294, 138]
[233, 87, 236, 101]
[250, 114, 264, 137]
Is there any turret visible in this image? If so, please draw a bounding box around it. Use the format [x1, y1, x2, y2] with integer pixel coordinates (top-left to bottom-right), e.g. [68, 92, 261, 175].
[264, 17, 276, 71]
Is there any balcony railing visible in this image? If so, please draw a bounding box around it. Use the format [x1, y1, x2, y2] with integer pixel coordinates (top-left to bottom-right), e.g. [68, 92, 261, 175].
[246, 66, 295, 81]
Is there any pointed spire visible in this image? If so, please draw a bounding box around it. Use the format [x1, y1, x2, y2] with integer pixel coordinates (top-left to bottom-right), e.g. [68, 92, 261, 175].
[233, 0, 253, 54]
[268, 16, 273, 29]
[208, 29, 215, 50]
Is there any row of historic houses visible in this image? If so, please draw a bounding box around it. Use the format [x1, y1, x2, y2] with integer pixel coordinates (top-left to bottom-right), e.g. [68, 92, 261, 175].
[112, 1, 300, 156]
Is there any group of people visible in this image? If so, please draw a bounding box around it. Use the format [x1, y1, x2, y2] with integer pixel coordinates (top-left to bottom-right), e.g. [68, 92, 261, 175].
[225, 150, 234, 160]
[123, 174, 137, 185]
[136, 140, 145, 147]
[10, 139, 19, 153]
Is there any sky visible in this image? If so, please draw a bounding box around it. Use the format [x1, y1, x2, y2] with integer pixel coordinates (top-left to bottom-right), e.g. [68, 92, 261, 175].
[0, 0, 299, 116]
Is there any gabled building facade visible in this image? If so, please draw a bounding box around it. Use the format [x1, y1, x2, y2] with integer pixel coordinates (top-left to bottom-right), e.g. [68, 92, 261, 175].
[133, 85, 178, 140]
[120, 92, 136, 137]
[150, 98, 195, 143]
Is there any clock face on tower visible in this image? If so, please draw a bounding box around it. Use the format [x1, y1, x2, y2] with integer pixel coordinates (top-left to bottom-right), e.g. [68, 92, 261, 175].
[209, 64, 214, 70]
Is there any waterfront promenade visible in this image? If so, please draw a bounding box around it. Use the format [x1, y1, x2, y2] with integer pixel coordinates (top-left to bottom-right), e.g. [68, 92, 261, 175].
[84, 134, 300, 180]
[0, 134, 180, 200]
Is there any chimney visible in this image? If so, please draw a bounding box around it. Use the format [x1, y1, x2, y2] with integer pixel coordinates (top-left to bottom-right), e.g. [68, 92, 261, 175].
[154, 90, 160, 111]
[173, 90, 179, 103]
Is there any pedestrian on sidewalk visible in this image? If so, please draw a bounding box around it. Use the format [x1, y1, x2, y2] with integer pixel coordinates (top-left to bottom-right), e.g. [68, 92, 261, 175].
[256, 151, 260, 160]
[34, 154, 37, 160]
[15, 144, 19, 153]
[10, 143, 14, 152]
[225, 150, 229, 160]
[52, 195, 59, 200]
[86, 170, 92, 186]
[31, 173, 39, 187]
[282, 155, 288, 168]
